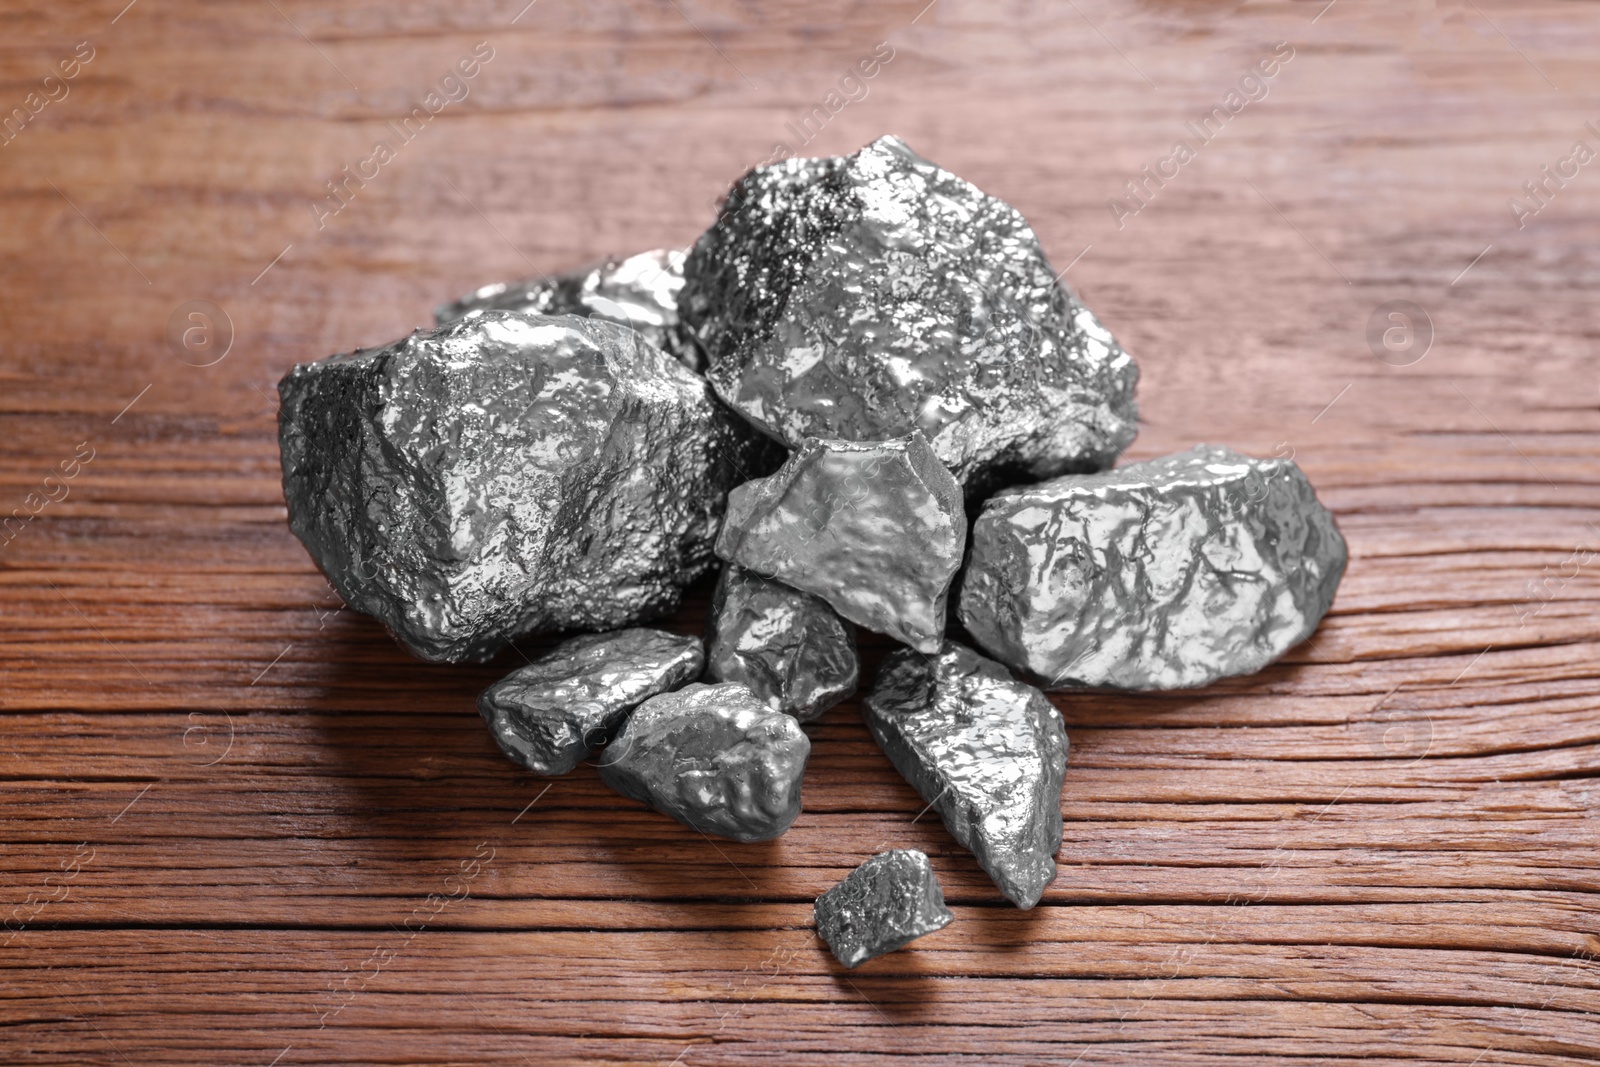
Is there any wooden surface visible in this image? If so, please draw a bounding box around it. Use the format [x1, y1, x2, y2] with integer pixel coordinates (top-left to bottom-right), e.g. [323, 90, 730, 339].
[3, 1, 1599, 1063]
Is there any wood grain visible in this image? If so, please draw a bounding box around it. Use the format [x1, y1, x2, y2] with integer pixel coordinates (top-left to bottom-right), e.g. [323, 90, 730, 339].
[3, 0, 1600, 1063]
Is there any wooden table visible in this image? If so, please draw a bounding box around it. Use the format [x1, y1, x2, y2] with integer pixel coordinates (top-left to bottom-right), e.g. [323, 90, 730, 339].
[3, 1, 1598, 1063]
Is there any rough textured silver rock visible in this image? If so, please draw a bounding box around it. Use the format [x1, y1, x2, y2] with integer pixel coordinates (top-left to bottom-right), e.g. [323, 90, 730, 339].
[814, 849, 953, 968]
[679, 134, 1139, 491]
[714, 432, 964, 654]
[958, 444, 1348, 690]
[478, 628, 703, 776]
[278, 311, 759, 663]
[864, 642, 1068, 908]
[436, 249, 698, 369]
[598, 682, 811, 841]
[705, 565, 859, 723]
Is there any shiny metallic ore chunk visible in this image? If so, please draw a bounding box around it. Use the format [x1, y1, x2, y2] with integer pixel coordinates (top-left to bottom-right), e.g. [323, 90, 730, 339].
[598, 682, 811, 841]
[679, 134, 1138, 491]
[814, 849, 953, 968]
[278, 311, 756, 663]
[958, 444, 1348, 690]
[436, 249, 698, 369]
[478, 628, 703, 776]
[864, 642, 1068, 908]
[705, 564, 859, 723]
[715, 433, 964, 654]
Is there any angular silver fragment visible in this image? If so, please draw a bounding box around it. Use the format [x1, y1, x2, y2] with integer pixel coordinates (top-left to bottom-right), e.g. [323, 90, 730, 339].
[958, 444, 1347, 690]
[598, 682, 810, 841]
[715, 433, 963, 654]
[864, 642, 1067, 908]
[478, 628, 703, 776]
[437, 249, 698, 369]
[679, 134, 1138, 491]
[814, 849, 953, 968]
[278, 311, 759, 663]
[705, 565, 859, 723]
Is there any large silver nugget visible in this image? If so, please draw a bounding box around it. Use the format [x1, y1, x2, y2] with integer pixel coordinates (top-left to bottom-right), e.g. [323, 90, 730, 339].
[705, 564, 859, 723]
[478, 628, 703, 776]
[958, 444, 1347, 690]
[679, 134, 1138, 491]
[598, 682, 810, 841]
[436, 249, 697, 369]
[278, 311, 756, 663]
[864, 642, 1068, 908]
[814, 849, 953, 968]
[714, 433, 963, 654]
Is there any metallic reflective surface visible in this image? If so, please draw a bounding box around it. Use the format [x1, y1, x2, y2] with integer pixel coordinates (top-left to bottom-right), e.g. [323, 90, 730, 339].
[714, 432, 964, 653]
[679, 134, 1139, 491]
[814, 849, 953, 969]
[705, 565, 858, 723]
[277, 311, 758, 663]
[958, 444, 1347, 690]
[864, 642, 1067, 908]
[598, 682, 811, 842]
[478, 628, 703, 776]
[436, 249, 698, 369]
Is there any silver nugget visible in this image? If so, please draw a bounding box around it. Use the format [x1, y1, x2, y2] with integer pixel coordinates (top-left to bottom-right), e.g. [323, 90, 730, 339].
[679, 134, 1138, 491]
[598, 682, 811, 841]
[958, 444, 1347, 689]
[436, 249, 697, 369]
[715, 432, 964, 654]
[277, 311, 758, 662]
[478, 628, 703, 776]
[814, 849, 953, 968]
[705, 565, 859, 723]
[864, 642, 1068, 908]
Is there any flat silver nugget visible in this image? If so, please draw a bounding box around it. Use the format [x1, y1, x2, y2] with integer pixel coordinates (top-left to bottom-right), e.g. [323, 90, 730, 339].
[277, 311, 758, 663]
[435, 249, 698, 369]
[715, 433, 964, 654]
[864, 642, 1068, 909]
[478, 628, 704, 776]
[958, 444, 1348, 690]
[598, 682, 811, 842]
[705, 565, 859, 723]
[814, 849, 953, 968]
[679, 134, 1138, 492]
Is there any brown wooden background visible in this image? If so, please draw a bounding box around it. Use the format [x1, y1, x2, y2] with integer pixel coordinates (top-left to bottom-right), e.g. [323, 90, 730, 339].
[3, 0, 1599, 1063]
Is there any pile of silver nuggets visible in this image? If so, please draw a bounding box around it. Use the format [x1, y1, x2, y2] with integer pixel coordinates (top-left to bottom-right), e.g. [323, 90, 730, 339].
[278, 136, 1347, 968]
